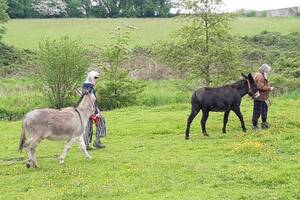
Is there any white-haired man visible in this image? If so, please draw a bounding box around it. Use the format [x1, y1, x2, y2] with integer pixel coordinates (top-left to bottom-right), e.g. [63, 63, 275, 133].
[82, 70, 107, 149]
[252, 64, 274, 131]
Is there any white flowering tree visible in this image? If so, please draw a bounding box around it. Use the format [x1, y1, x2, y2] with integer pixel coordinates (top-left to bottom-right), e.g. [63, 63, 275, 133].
[32, 0, 67, 17]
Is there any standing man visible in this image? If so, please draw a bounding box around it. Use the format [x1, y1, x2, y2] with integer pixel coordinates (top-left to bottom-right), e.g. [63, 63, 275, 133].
[82, 70, 107, 149]
[252, 64, 274, 131]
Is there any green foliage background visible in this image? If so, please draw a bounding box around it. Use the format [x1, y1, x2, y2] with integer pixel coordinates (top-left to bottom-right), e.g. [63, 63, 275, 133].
[6, 0, 172, 18]
[37, 37, 89, 108]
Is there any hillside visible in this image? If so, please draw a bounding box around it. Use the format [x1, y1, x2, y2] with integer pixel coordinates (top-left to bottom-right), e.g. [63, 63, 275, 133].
[3, 17, 300, 49]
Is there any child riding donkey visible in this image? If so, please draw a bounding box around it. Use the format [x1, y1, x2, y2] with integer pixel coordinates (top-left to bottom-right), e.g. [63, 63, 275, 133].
[82, 71, 107, 150]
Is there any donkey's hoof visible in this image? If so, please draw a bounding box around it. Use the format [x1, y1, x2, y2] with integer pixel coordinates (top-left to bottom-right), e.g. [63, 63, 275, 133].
[59, 159, 65, 164]
[26, 162, 31, 168]
[33, 164, 39, 168]
[243, 128, 247, 133]
[185, 136, 190, 140]
[203, 133, 209, 137]
[87, 156, 92, 160]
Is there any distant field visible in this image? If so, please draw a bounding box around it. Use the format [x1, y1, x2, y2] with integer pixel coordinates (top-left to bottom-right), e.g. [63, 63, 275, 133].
[3, 17, 300, 49]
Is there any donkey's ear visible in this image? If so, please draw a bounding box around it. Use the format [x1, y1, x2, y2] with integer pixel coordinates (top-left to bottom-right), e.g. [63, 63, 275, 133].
[241, 73, 247, 79]
[248, 73, 254, 81]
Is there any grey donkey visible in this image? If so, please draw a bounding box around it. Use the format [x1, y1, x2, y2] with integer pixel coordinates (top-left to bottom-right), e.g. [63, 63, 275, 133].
[18, 89, 96, 168]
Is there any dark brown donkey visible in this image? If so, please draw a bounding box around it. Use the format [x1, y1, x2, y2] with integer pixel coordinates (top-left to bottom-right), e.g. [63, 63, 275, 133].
[185, 73, 259, 140]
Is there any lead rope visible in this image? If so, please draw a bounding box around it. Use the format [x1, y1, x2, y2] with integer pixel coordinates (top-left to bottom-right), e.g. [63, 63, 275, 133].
[74, 108, 84, 135]
[246, 79, 253, 96]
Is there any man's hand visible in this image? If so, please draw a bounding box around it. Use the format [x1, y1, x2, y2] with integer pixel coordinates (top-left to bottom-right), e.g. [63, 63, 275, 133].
[270, 87, 274, 91]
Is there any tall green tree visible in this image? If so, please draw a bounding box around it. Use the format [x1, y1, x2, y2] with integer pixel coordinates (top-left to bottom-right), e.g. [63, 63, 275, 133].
[38, 37, 89, 108]
[66, 0, 84, 17]
[156, 0, 240, 86]
[97, 28, 144, 110]
[0, 0, 8, 40]
[7, 0, 32, 18]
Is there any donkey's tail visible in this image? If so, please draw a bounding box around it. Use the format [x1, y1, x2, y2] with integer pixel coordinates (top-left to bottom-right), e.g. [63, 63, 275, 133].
[18, 120, 27, 152]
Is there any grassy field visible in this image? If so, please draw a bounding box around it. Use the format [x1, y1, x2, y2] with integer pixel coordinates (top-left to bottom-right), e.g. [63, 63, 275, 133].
[0, 77, 191, 120]
[1, 16, 300, 199]
[0, 97, 299, 199]
[3, 17, 300, 49]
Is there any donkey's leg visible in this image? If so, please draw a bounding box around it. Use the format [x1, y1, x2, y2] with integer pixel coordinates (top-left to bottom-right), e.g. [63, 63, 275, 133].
[26, 137, 41, 168]
[233, 108, 247, 132]
[26, 138, 34, 168]
[222, 110, 230, 134]
[78, 136, 92, 160]
[59, 137, 78, 164]
[185, 103, 200, 140]
[201, 110, 209, 136]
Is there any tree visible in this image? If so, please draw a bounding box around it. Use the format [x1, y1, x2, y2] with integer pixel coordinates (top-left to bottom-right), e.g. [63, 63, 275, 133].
[38, 37, 89, 108]
[7, 0, 33, 18]
[157, 0, 171, 17]
[0, 0, 8, 41]
[156, 0, 240, 86]
[32, 0, 67, 18]
[96, 28, 144, 110]
[80, 0, 92, 17]
[66, 0, 84, 17]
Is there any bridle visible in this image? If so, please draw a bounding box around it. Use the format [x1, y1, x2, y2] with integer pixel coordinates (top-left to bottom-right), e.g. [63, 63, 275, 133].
[74, 108, 84, 135]
[74, 89, 96, 135]
[246, 79, 254, 98]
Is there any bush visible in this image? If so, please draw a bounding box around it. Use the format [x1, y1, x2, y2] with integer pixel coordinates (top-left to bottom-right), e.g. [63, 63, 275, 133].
[245, 10, 256, 17]
[97, 28, 144, 110]
[241, 31, 300, 93]
[270, 75, 300, 95]
[97, 71, 144, 110]
[38, 37, 89, 108]
[0, 43, 36, 77]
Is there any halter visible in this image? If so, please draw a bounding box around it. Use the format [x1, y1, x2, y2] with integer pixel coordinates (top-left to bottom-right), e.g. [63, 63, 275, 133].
[246, 79, 253, 97]
[74, 108, 84, 135]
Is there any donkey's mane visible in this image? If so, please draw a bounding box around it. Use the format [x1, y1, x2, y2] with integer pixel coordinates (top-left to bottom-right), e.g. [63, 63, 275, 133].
[230, 79, 246, 88]
[74, 94, 85, 108]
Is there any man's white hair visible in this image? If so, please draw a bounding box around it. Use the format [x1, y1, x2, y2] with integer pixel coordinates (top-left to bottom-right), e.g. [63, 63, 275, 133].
[84, 70, 100, 85]
[259, 64, 271, 79]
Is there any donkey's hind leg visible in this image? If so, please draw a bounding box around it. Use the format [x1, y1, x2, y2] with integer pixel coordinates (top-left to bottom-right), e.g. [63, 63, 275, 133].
[185, 103, 200, 140]
[233, 108, 247, 132]
[201, 110, 209, 136]
[59, 137, 78, 164]
[78, 136, 92, 160]
[222, 110, 230, 134]
[26, 137, 41, 168]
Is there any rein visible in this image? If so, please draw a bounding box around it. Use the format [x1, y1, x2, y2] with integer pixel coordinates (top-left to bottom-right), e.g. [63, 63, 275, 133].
[246, 79, 253, 97]
[74, 108, 84, 135]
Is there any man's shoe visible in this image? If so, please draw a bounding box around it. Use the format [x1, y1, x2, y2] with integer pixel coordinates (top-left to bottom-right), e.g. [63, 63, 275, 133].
[262, 122, 270, 129]
[93, 142, 105, 149]
[252, 125, 259, 132]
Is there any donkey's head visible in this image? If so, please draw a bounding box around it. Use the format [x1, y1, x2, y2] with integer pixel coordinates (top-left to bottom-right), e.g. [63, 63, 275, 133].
[241, 73, 259, 99]
[78, 88, 97, 114]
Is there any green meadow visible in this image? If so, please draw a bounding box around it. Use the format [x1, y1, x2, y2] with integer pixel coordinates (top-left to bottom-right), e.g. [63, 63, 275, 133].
[3, 17, 300, 49]
[1, 17, 300, 199]
[0, 97, 300, 199]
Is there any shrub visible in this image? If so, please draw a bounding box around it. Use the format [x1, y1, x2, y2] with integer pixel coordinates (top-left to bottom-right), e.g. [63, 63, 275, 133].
[0, 43, 36, 77]
[245, 10, 256, 17]
[96, 28, 144, 110]
[241, 31, 300, 94]
[37, 37, 89, 108]
[270, 75, 300, 95]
